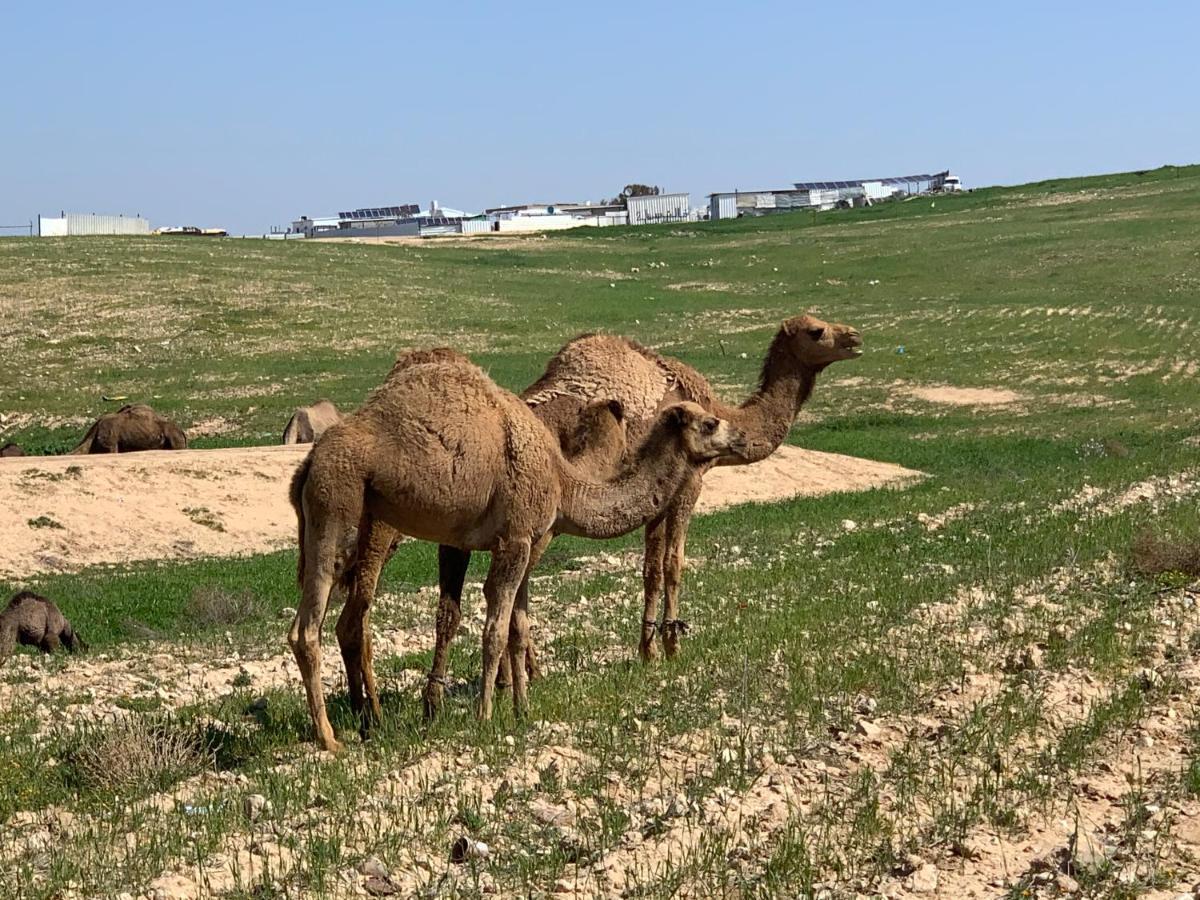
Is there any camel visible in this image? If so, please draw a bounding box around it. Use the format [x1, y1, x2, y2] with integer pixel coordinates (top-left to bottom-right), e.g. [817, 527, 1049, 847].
[70, 404, 188, 454]
[0, 443, 24, 457]
[337, 347, 629, 699]
[282, 401, 342, 445]
[288, 357, 743, 750]
[0, 591, 86, 662]
[428, 314, 862, 664]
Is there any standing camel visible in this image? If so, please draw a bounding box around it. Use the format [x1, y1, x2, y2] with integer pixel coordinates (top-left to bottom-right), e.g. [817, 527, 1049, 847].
[289, 357, 744, 750]
[430, 314, 862, 665]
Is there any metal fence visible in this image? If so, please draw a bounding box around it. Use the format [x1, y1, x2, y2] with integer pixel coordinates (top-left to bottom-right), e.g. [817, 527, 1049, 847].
[0, 222, 34, 237]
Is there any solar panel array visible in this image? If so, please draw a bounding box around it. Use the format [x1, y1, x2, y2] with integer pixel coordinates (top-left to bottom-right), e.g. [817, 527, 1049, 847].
[793, 172, 948, 190]
[337, 205, 420, 220]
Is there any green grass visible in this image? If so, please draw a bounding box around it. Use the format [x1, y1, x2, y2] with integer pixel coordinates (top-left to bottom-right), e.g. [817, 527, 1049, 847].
[1, 163, 1199, 897]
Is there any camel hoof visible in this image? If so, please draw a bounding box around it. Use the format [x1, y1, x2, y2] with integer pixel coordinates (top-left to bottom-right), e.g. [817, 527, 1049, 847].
[639, 640, 660, 664]
[317, 737, 344, 754]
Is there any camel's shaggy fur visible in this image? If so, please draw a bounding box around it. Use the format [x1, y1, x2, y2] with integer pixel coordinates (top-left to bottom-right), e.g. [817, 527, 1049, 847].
[0, 591, 86, 662]
[70, 405, 188, 454]
[282, 400, 342, 444]
[288, 357, 742, 750]
[520, 314, 862, 660]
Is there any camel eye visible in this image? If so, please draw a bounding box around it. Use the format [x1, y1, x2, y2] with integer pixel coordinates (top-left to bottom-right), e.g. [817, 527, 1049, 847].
[806, 327, 825, 340]
[701, 419, 717, 434]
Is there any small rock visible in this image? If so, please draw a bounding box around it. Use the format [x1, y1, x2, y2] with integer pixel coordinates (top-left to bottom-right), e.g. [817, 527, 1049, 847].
[842, 519, 859, 532]
[242, 794, 271, 822]
[359, 856, 389, 879]
[1138, 733, 1155, 749]
[530, 799, 575, 827]
[908, 863, 938, 893]
[1055, 874, 1080, 893]
[279, 607, 296, 620]
[364, 876, 398, 896]
[855, 719, 881, 740]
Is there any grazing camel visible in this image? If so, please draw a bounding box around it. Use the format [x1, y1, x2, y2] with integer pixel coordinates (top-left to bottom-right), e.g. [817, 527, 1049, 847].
[0, 591, 86, 662]
[430, 314, 862, 664]
[282, 401, 342, 444]
[289, 357, 743, 750]
[70, 404, 188, 454]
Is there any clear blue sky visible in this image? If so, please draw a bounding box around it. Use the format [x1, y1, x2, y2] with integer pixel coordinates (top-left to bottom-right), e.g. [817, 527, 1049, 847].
[3, 1, 1197, 234]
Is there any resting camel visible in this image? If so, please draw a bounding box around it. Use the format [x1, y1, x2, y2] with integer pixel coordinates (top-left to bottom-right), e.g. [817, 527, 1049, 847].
[289, 356, 743, 750]
[70, 404, 188, 454]
[282, 400, 342, 444]
[426, 314, 862, 665]
[0, 443, 24, 457]
[0, 591, 86, 662]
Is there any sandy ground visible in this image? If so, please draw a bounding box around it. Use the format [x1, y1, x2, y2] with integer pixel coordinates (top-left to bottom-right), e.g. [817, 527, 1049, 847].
[0, 445, 920, 578]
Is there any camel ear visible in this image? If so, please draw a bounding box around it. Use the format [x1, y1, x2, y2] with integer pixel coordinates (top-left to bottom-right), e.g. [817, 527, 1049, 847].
[606, 399, 624, 423]
[665, 404, 690, 428]
[782, 319, 798, 336]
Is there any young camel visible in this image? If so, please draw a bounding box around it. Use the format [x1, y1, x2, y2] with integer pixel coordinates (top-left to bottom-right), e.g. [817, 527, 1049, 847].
[289, 358, 743, 750]
[430, 314, 863, 665]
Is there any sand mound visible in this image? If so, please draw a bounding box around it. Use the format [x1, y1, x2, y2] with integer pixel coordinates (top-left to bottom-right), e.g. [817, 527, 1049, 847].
[0, 445, 921, 578]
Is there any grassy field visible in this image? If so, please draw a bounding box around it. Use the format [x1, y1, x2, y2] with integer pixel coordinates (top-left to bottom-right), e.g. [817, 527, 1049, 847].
[1, 165, 1199, 898]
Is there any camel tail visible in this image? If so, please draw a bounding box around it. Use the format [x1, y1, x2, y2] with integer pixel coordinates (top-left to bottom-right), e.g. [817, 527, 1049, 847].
[290, 452, 314, 587]
[282, 414, 300, 445]
[69, 422, 98, 455]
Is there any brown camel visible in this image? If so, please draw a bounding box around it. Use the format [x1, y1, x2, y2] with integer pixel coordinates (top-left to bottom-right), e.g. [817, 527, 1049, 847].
[282, 400, 342, 444]
[0, 443, 24, 457]
[70, 404, 188, 454]
[0, 591, 86, 662]
[289, 357, 742, 750]
[431, 314, 860, 664]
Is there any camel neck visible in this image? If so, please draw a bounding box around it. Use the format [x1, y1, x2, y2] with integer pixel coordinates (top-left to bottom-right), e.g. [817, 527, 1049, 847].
[554, 425, 692, 539]
[716, 354, 823, 465]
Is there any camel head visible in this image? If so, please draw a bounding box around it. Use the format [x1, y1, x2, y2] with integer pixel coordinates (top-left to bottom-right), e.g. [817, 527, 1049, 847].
[661, 401, 747, 462]
[780, 314, 863, 367]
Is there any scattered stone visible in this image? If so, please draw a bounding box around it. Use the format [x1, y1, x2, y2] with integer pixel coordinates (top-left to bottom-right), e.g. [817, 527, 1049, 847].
[147, 874, 200, 900]
[907, 863, 938, 893]
[279, 607, 296, 619]
[1055, 874, 1080, 893]
[1138, 733, 1155, 749]
[530, 799, 575, 827]
[242, 794, 271, 822]
[855, 719, 881, 740]
[358, 856, 389, 879]
[364, 875, 398, 896]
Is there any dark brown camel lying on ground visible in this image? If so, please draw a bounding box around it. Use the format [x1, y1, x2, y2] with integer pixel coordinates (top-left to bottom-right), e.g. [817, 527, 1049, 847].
[0, 443, 23, 457]
[0, 591, 86, 662]
[70, 404, 188, 454]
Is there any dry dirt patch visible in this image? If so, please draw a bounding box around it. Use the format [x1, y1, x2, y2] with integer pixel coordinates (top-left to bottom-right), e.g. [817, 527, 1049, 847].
[903, 384, 1025, 407]
[0, 446, 921, 577]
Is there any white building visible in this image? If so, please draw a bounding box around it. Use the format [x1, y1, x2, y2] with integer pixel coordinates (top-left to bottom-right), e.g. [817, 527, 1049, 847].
[626, 192, 690, 226]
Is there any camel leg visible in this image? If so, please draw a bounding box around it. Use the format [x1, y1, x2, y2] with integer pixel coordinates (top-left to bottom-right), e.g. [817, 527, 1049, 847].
[660, 474, 704, 659]
[336, 517, 391, 739]
[478, 538, 531, 721]
[508, 533, 551, 717]
[640, 516, 668, 662]
[423, 544, 471, 719]
[40, 633, 61, 654]
[289, 521, 342, 752]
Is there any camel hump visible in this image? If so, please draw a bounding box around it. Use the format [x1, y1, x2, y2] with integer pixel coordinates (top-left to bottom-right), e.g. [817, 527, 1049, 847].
[523, 333, 675, 420]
